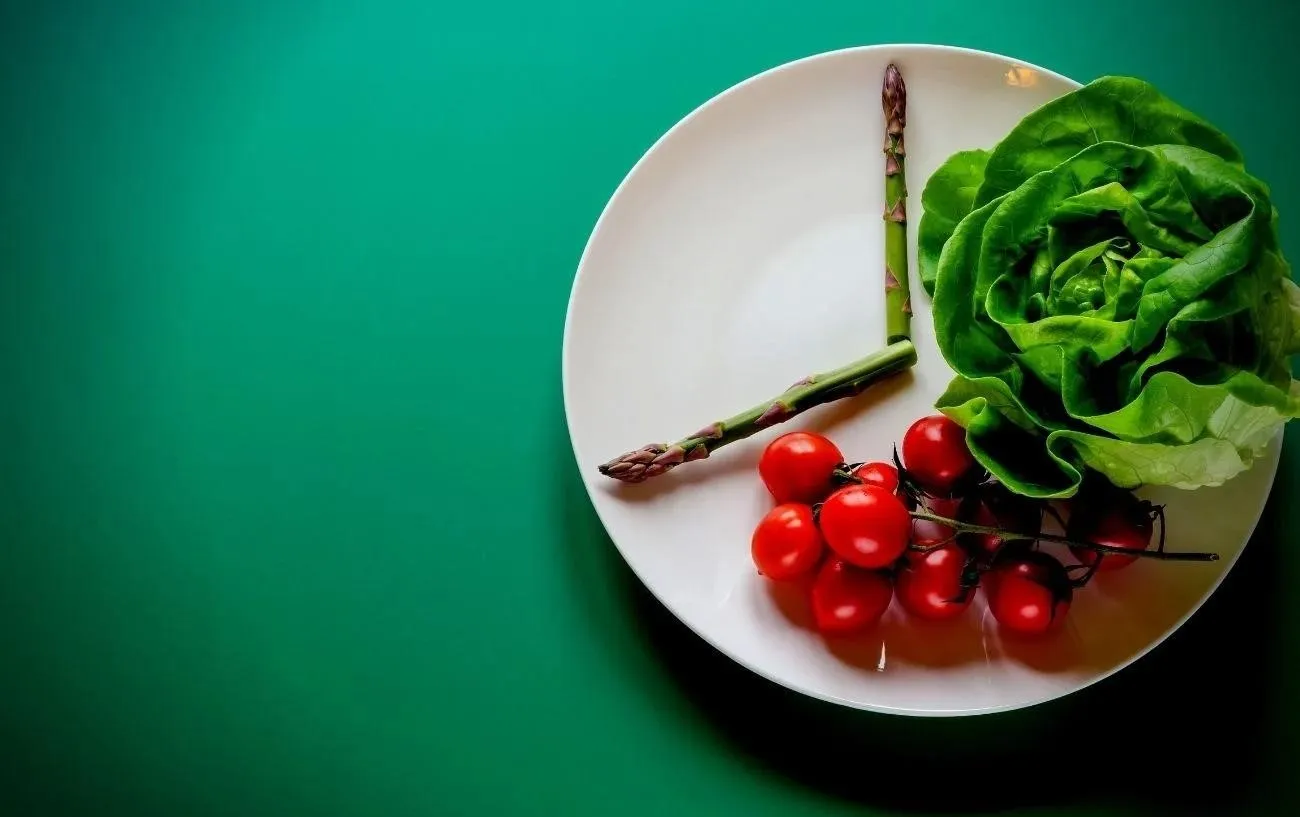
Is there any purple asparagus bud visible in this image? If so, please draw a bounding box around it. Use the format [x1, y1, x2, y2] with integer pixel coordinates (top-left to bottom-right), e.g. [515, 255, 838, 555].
[598, 443, 703, 483]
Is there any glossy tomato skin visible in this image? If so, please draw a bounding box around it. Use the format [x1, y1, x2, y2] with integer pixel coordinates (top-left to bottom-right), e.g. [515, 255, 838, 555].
[896, 542, 974, 621]
[988, 576, 1070, 636]
[983, 549, 1057, 596]
[1069, 511, 1152, 572]
[750, 503, 825, 581]
[901, 415, 977, 496]
[810, 558, 894, 634]
[986, 552, 1072, 636]
[758, 432, 844, 504]
[853, 461, 900, 495]
[818, 484, 912, 569]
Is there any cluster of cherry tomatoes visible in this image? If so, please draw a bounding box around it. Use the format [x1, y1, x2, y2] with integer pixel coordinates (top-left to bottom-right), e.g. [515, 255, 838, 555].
[750, 415, 1159, 638]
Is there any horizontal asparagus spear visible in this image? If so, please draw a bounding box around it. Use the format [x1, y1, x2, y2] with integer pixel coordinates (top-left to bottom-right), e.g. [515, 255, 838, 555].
[597, 339, 917, 483]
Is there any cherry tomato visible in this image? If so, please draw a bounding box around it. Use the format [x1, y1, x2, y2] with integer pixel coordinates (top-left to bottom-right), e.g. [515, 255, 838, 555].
[983, 549, 1056, 596]
[901, 415, 977, 496]
[896, 542, 975, 621]
[750, 503, 825, 580]
[1069, 510, 1152, 572]
[986, 551, 1072, 636]
[818, 484, 912, 569]
[758, 431, 844, 504]
[810, 558, 893, 634]
[853, 461, 900, 494]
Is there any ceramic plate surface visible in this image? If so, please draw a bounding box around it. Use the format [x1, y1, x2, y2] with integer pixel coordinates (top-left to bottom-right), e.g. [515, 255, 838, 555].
[562, 44, 1279, 716]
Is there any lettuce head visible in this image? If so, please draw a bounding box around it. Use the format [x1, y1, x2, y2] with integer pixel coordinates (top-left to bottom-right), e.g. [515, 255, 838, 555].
[918, 77, 1300, 498]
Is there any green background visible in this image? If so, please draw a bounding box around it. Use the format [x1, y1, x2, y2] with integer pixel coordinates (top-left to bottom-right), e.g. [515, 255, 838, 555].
[2, 1, 1297, 815]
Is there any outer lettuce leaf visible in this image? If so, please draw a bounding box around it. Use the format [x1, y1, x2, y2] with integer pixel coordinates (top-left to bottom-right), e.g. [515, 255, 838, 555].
[975, 76, 1244, 205]
[1056, 435, 1257, 492]
[1286, 277, 1300, 356]
[938, 372, 1298, 497]
[935, 379, 1083, 499]
[921, 76, 1300, 498]
[918, 149, 988, 296]
[1058, 382, 1294, 490]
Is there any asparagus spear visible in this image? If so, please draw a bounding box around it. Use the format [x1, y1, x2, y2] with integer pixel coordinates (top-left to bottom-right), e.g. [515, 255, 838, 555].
[597, 64, 918, 485]
[597, 340, 917, 483]
[883, 63, 911, 343]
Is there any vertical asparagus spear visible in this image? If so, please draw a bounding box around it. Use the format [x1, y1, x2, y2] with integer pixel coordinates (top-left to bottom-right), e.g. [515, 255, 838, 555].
[595, 63, 919, 485]
[883, 63, 911, 343]
[597, 340, 917, 483]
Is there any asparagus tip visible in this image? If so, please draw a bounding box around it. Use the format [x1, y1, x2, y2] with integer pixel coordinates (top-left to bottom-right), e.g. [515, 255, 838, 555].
[597, 443, 703, 483]
[883, 63, 906, 131]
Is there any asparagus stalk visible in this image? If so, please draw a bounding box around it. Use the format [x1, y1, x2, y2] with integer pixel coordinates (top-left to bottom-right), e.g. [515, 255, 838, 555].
[597, 64, 918, 485]
[882, 63, 911, 343]
[598, 340, 917, 483]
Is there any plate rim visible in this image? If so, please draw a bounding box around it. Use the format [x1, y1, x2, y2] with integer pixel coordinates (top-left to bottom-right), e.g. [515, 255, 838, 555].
[560, 42, 1278, 717]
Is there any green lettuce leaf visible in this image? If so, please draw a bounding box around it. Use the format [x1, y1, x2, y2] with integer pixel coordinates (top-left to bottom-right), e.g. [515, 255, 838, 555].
[1054, 434, 1256, 492]
[921, 76, 1300, 498]
[938, 371, 1297, 497]
[917, 149, 988, 297]
[975, 76, 1245, 205]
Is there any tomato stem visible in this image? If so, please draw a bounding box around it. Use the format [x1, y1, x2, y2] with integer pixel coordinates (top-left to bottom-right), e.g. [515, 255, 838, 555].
[1153, 503, 1168, 554]
[908, 535, 963, 555]
[908, 510, 1218, 562]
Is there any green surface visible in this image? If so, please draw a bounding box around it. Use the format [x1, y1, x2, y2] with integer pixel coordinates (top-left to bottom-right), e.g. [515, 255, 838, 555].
[2, 1, 1298, 815]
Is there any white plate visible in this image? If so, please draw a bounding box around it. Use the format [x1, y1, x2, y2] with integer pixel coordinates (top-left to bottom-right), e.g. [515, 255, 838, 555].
[562, 44, 1279, 716]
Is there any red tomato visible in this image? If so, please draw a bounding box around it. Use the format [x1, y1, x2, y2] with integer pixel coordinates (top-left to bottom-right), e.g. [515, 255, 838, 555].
[901, 415, 977, 496]
[986, 552, 1072, 636]
[758, 432, 844, 504]
[853, 461, 900, 494]
[818, 484, 912, 569]
[750, 503, 825, 580]
[984, 549, 1055, 596]
[810, 558, 893, 634]
[896, 542, 974, 621]
[1069, 511, 1152, 572]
